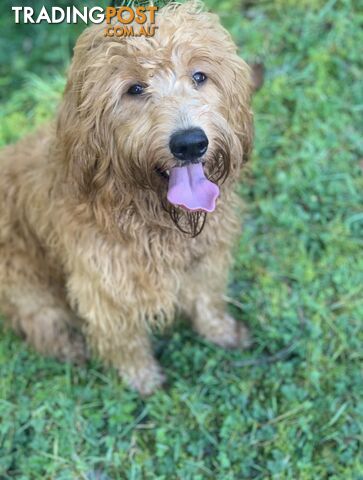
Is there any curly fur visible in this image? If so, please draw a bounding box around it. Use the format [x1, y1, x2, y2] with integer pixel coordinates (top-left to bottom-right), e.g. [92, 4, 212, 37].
[0, 1, 253, 394]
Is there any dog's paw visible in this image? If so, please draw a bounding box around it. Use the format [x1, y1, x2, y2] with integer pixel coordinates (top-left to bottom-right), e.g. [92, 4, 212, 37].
[59, 330, 89, 365]
[120, 361, 166, 396]
[201, 313, 251, 350]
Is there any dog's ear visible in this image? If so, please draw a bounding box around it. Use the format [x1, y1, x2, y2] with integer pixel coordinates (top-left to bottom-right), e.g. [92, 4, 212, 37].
[204, 36, 253, 166]
[56, 26, 116, 198]
[222, 54, 254, 165]
[57, 84, 105, 197]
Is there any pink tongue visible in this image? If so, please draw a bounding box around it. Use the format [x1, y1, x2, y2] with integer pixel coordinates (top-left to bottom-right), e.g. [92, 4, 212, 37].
[167, 163, 219, 212]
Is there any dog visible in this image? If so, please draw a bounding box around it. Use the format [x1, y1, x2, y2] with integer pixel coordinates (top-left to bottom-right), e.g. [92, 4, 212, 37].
[0, 1, 253, 394]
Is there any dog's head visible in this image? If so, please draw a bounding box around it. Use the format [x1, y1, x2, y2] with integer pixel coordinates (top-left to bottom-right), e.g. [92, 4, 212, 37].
[58, 1, 253, 236]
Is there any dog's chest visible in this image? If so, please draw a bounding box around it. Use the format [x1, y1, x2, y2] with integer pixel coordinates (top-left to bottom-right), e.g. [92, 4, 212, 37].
[111, 230, 209, 295]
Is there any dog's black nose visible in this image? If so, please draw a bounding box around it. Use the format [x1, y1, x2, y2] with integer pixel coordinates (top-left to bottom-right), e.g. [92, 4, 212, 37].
[169, 128, 208, 161]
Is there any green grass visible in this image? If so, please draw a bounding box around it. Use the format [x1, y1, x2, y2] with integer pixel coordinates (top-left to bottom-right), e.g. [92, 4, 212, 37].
[1, 0, 363, 478]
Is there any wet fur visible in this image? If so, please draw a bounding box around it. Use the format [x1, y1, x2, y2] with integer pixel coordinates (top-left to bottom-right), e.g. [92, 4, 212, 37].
[0, 2, 253, 394]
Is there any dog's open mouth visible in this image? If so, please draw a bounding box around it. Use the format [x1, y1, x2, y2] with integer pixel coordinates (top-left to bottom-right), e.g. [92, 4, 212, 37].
[156, 163, 219, 213]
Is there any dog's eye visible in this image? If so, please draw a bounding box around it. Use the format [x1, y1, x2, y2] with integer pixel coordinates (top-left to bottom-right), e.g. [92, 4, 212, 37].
[192, 72, 207, 85]
[127, 84, 145, 95]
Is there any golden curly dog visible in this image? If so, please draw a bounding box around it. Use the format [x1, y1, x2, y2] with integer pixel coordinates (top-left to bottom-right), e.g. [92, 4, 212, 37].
[0, 2, 253, 394]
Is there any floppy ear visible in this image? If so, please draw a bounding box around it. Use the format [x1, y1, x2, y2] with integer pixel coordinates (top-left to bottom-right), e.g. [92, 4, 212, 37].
[222, 53, 253, 165]
[57, 93, 96, 197]
[57, 88, 115, 198]
[56, 25, 116, 198]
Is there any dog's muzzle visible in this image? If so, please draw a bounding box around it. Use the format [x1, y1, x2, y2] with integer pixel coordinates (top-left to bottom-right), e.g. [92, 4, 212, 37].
[167, 128, 219, 213]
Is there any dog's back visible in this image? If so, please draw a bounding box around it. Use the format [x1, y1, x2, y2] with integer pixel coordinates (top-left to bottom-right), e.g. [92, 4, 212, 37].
[0, 126, 54, 235]
[0, 125, 67, 311]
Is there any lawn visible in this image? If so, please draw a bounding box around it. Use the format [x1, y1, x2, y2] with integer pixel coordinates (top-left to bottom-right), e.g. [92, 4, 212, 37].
[0, 0, 362, 478]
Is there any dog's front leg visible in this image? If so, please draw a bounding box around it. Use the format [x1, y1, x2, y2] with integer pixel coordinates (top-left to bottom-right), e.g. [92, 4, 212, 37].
[181, 253, 250, 349]
[67, 274, 165, 395]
